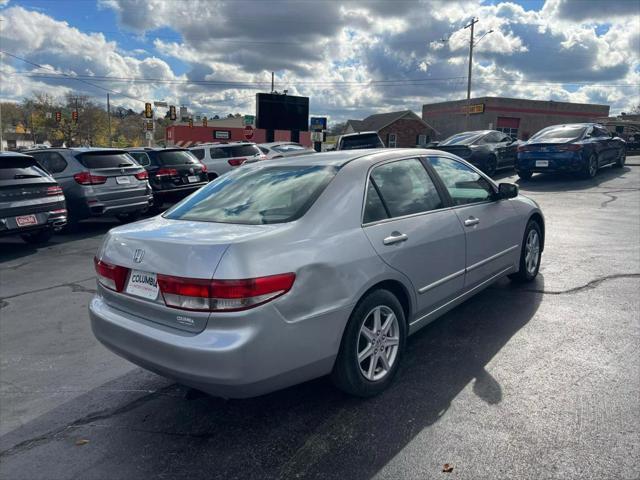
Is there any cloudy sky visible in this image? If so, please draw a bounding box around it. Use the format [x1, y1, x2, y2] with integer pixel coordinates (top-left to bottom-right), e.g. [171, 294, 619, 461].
[1, 0, 639, 123]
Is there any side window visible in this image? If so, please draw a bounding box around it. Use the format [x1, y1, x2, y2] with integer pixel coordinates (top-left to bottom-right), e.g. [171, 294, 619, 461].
[33, 152, 67, 174]
[485, 132, 502, 143]
[368, 158, 443, 219]
[363, 181, 388, 224]
[130, 152, 151, 166]
[191, 149, 205, 160]
[210, 148, 228, 159]
[429, 157, 494, 206]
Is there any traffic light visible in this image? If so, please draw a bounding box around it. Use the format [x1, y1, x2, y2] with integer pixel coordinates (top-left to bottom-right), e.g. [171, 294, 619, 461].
[146, 120, 154, 131]
[169, 105, 176, 121]
[55, 111, 61, 122]
[202, 117, 208, 127]
[188, 118, 193, 128]
[144, 102, 153, 118]
[72, 111, 78, 123]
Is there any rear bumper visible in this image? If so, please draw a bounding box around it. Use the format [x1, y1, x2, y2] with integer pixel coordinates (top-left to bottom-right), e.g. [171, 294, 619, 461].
[153, 183, 206, 200]
[516, 153, 585, 174]
[69, 194, 154, 219]
[0, 205, 67, 237]
[89, 294, 347, 398]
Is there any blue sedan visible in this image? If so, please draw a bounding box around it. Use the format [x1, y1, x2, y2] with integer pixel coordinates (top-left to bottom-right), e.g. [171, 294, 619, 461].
[516, 123, 626, 180]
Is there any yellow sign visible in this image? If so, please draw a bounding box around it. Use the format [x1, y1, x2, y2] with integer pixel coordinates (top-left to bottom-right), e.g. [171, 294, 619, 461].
[462, 103, 485, 115]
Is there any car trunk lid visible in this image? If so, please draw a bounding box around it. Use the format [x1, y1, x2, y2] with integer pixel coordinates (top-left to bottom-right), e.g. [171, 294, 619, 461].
[97, 216, 285, 332]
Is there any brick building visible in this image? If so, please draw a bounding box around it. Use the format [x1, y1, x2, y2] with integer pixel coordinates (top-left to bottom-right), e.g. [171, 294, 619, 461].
[344, 110, 437, 148]
[422, 97, 610, 140]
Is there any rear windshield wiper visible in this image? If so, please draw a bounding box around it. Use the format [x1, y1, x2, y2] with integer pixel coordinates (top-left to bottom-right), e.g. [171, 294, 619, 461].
[118, 163, 134, 167]
[14, 174, 41, 179]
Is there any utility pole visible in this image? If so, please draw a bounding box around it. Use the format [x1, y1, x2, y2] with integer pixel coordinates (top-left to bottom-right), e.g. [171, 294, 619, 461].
[464, 17, 478, 130]
[107, 93, 112, 147]
[271, 71, 275, 93]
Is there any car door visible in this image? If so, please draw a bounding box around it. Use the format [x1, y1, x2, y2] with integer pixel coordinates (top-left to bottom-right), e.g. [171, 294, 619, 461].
[428, 156, 521, 288]
[362, 158, 466, 317]
[594, 126, 613, 163]
[496, 134, 517, 167]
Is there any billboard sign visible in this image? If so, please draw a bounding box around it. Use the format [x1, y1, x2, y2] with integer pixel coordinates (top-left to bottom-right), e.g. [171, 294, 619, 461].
[310, 117, 327, 130]
[256, 93, 309, 131]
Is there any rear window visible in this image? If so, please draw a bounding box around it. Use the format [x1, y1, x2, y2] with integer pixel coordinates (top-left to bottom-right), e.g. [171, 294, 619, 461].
[340, 134, 384, 150]
[212, 145, 261, 158]
[440, 132, 485, 145]
[164, 165, 337, 225]
[531, 126, 586, 141]
[273, 144, 306, 153]
[0, 156, 47, 180]
[191, 148, 205, 160]
[76, 151, 136, 169]
[156, 150, 199, 166]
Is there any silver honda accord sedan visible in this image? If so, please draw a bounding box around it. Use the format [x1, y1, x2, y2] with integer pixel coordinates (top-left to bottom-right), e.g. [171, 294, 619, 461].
[89, 148, 544, 398]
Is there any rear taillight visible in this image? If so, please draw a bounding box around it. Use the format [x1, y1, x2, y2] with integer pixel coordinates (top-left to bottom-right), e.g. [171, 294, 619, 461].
[94, 257, 129, 292]
[156, 168, 178, 177]
[50, 208, 67, 215]
[135, 171, 149, 180]
[200, 163, 208, 173]
[74, 172, 107, 185]
[157, 273, 296, 312]
[228, 157, 247, 167]
[517, 145, 532, 152]
[46, 185, 63, 195]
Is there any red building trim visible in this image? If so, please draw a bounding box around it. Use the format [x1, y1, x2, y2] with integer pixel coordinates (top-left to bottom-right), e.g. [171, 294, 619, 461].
[424, 105, 606, 118]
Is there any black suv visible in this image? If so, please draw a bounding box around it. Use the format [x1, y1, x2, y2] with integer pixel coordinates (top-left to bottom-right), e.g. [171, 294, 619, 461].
[0, 152, 67, 243]
[126, 148, 208, 208]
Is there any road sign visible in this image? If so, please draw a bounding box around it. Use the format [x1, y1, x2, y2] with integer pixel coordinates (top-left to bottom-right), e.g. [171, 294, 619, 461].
[311, 131, 323, 142]
[45, 112, 52, 119]
[243, 115, 255, 126]
[244, 125, 254, 139]
[145, 131, 153, 140]
[310, 117, 327, 130]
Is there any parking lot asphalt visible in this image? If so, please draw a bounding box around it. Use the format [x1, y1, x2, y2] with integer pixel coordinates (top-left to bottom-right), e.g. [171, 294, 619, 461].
[1, 160, 639, 480]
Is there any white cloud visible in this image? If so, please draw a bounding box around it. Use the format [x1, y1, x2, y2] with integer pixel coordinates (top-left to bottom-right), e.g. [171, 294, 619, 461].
[1, 0, 639, 122]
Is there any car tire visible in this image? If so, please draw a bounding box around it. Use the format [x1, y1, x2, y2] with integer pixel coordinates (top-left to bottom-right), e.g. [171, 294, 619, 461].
[583, 154, 598, 179]
[614, 148, 626, 168]
[509, 219, 542, 283]
[517, 170, 532, 181]
[207, 173, 218, 181]
[116, 212, 142, 223]
[483, 155, 497, 177]
[21, 228, 54, 244]
[331, 289, 407, 397]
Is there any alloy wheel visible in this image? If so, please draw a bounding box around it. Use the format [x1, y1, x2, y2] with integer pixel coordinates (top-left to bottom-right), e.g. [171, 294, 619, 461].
[588, 155, 598, 177]
[525, 229, 540, 276]
[357, 305, 400, 382]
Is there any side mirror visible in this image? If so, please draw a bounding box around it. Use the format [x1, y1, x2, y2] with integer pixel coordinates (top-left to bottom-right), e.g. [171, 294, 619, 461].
[498, 182, 518, 199]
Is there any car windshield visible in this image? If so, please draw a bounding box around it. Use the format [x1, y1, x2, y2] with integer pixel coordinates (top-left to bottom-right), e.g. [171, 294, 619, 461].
[531, 126, 586, 141]
[340, 134, 383, 150]
[164, 165, 337, 224]
[156, 150, 200, 166]
[272, 144, 306, 153]
[0, 156, 47, 180]
[76, 151, 136, 169]
[439, 132, 485, 145]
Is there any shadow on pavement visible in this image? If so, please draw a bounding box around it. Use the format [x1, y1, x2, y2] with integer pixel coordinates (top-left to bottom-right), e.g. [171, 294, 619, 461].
[0, 276, 544, 480]
[515, 165, 632, 193]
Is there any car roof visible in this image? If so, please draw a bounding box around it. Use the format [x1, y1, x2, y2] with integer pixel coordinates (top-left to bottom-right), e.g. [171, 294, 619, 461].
[189, 141, 256, 148]
[254, 148, 446, 169]
[340, 131, 379, 138]
[0, 151, 34, 158]
[25, 147, 128, 153]
[259, 142, 301, 148]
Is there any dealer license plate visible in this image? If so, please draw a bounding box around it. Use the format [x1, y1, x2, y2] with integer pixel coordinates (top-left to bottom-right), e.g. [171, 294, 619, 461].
[15, 214, 38, 227]
[535, 160, 549, 167]
[125, 270, 159, 300]
[116, 176, 131, 185]
[187, 175, 199, 183]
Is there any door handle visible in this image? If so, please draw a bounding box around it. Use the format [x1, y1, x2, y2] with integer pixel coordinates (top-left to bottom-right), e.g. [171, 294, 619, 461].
[464, 217, 480, 227]
[383, 232, 408, 245]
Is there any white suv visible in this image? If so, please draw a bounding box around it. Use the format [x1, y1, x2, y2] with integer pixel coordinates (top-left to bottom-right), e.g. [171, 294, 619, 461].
[189, 142, 264, 180]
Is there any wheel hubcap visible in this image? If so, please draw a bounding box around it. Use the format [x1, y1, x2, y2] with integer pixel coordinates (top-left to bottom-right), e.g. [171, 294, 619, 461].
[589, 157, 597, 176]
[357, 305, 399, 381]
[524, 229, 540, 276]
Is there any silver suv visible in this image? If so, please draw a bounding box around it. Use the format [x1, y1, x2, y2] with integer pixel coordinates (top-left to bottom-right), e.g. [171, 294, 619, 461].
[28, 148, 153, 226]
[189, 142, 264, 180]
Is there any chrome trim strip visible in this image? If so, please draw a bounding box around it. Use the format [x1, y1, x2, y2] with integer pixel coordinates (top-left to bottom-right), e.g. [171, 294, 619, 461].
[410, 265, 514, 326]
[418, 268, 465, 293]
[466, 244, 519, 272]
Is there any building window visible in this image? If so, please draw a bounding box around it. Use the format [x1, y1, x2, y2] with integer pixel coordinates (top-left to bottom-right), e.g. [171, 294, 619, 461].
[496, 127, 518, 138]
[417, 134, 429, 146]
[387, 133, 397, 148]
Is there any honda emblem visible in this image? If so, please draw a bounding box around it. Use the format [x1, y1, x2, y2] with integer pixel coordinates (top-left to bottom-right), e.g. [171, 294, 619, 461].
[133, 249, 145, 263]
